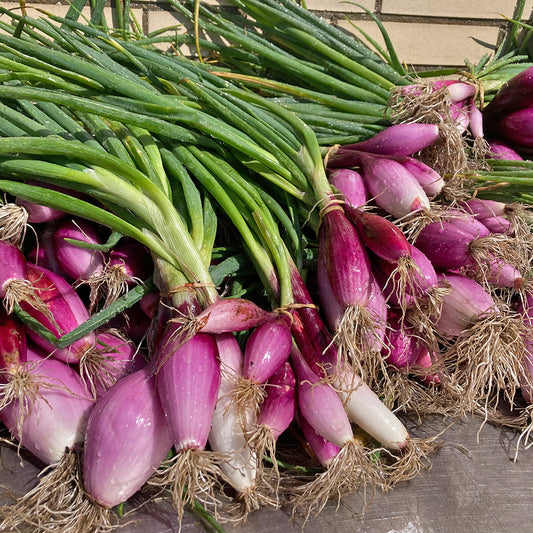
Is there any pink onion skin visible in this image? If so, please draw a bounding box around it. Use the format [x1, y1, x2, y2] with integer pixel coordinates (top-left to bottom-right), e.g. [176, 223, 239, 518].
[396, 156, 445, 198]
[0, 311, 26, 377]
[0, 344, 93, 465]
[53, 218, 106, 281]
[316, 251, 344, 332]
[483, 66, 533, 127]
[382, 312, 420, 369]
[479, 216, 513, 235]
[93, 332, 146, 398]
[257, 361, 296, 440]
[21, 264, 95, 363]
[195, 298, 275, 334]
[498, 107, 533, 148]
[335, 123, 440, 156]
[468, 100, 484, 140]
[460, 198, 507, 219]
[434, 273, 496, 338]
[413, 345, 441, 385]
[487, 140, 524, 161]
[358, 153, 431, 219]
[290, 345, 353, 447]
[515, 295, 533, 403]
[15, 199, 65, 224]
[414, 221, 472, 271]
[319, 209, 372, 308]
[345, 205, 411, 263]
[0, 241, 28, 299]
[108, 241, 153, 284]
[83, 366, 172, 509]
[298, 414, 340, 468]
[374, 244, 438, 308]
[243, 316, 292, 384]
[443, 81, 476, 103]
[327, 168, 368, 208]
[450, 100, 470, 134]
[464, 254, 523, 289]
[156, 331, 220, 452]
[445, 213, 491, 239]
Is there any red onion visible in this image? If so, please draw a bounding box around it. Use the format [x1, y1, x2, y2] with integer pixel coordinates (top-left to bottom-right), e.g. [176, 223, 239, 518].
[0, 344, 93, 465]
[345, 205, 411, 264]
[334, 123, 440, 156]
[16, 198, 65, 224]
[319, 208, 371, 309]
[83, 366, 172, 508]
[434, 273, 496, 338]
[483, 66, 533, 127]
[357, 152, 431, 219]
[498, 107, 533, 148]
[195, 298, 275, 334]
[243, 316, 292, 384]
[91, 331, 146, 398]
[414, 220, 473, 271]
[327, 168, 368, 207]
[487, 139, 524, 160]
[0, 310, 26, 379]
[479, 215, 513, 235]
[53, 218, 106, 282]
[21, 264, 95, 364]
[209, 333, 259, 514]
[397, 156, 445, 198]
[156, 330, 220, 453]
[256, 361, 296, 441]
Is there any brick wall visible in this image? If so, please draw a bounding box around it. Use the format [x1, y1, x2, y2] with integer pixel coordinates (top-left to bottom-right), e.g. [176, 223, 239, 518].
[1, 1, 532, 69]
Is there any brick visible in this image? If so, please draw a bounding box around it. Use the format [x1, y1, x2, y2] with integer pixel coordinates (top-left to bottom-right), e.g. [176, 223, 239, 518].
[381, 0, 533, 20]
[336, 19, 501, 66]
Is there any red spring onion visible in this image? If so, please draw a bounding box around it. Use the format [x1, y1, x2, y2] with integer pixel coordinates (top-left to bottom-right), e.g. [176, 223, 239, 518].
[243, 315, 292, 384]
[460, 198, 507, 219]
[194, 297, 276, 334]
[152, 328, 222, 520]
[105, 241, 153, 304]
[209, 333, 260, 516]
[16, 198, 66, 224]
[252, 361, 296, 486]
[436, 273, 527, 413]
[156, 330, 220, 453]
[53, 218, 106, 282]
[297, 413, 340, 468]
[83, 366, 172, 508]
[0, 240, 50, 316]
[318, 208, 371, 309]
[434, 273, 497, 338]
[487, 139, 524, 160]
[483, 66, 533, 126]
[256, 361, 296, 441]
[396, 156, 445, 198]
[334, 123, 440, 156]
[327, 168, 368, 208]
[442, 81, 476, 103]
[373, 243, 440, 311]
[357, 152, 431, 219]
[290, 344, 354, 448]
[0, 310, 26, 379]
[414, 220, 473, 271]
[479, 215, 513, 235]
[344, 205, 411, 264]
[382, 311, 421, 370]
[497, 107, 533, 148]
[91, 331, 146, 398]
[21, 263, 95, 364]
[0, 343, 93, 465]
